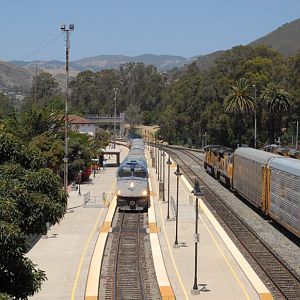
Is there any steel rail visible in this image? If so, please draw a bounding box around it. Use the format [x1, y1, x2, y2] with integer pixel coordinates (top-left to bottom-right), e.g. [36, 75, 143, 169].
[113, 211, 147, 300]
[163, 145, 300, 300]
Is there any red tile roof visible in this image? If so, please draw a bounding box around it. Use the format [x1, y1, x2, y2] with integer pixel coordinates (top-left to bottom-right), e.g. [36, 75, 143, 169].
[68, 115, 93, 125]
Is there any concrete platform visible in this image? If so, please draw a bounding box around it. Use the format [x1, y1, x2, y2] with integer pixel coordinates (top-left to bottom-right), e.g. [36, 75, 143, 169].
[28, 143, 272, 300]
[147, 147, 273, 300]
[27, 146, 127, 300]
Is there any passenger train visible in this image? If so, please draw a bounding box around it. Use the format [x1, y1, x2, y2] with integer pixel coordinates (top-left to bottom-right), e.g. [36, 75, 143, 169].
[116, 139, 150, 211]
[204, 146, 300, 238]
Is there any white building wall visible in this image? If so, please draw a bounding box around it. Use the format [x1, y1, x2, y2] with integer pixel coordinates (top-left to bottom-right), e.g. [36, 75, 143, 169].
[70, 124, 96, 136]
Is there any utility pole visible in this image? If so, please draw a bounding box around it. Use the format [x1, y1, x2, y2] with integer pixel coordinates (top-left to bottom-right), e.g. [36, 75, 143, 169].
[113, 88, 117, 149]
[34, 64, 37, 105]
[61, 24, 74, 193]
[253, 84, 257, 148]
[296, 121, 299, 150]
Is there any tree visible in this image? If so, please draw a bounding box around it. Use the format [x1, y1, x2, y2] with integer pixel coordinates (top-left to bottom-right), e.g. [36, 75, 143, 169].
[261, 83, 292, 141]
[21, 72, 60, 110]
[0, 93, 14, 118]
[0, 133, 67, 299]
[224, 78, 256, 145]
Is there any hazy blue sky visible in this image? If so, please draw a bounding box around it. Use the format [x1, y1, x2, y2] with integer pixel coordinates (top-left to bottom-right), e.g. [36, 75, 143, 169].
[0, 0, 299, 61]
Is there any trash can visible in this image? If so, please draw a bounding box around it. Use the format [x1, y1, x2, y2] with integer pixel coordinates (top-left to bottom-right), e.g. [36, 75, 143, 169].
[71, 182, 77, 191]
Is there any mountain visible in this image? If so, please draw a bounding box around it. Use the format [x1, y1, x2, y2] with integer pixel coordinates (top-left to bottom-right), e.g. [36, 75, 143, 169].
[190, 18, 300, 71]
[249, 18, 300, 56]
[12, 54, 189, 74]
[3, 18, 300, 92]
[0, 61, 33, 91]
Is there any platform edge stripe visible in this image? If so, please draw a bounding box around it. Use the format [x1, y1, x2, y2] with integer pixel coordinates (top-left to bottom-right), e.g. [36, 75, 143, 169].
[259, 293, 274, 300]
[149, 222, 160, 233]
[100, 221, 111, 233]
[160, 286, 175, 299]
[148, 177, 157, 224]
[85, 196, 117, 299]
[85, 232, 108, 298]
[181, 173, 273, 298]
[149, 233, 172, 287]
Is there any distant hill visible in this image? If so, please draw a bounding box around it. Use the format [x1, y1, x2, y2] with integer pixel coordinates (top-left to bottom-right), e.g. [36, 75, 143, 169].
[0, 61, 33, 91]
[12, 54, 189, 74]
[190, 18, 300, 71]
[3, 18, 300, 92]
[249, 18, 300, 56]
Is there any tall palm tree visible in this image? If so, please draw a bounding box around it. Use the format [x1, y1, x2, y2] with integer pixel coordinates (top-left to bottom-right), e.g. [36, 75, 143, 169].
[261, 83, 291, 142]
[224, 78, 256, 145]
[224, 78, 256, 114]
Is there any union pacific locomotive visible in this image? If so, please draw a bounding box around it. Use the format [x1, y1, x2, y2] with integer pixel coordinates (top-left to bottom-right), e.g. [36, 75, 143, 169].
[204, 146, 300, 238]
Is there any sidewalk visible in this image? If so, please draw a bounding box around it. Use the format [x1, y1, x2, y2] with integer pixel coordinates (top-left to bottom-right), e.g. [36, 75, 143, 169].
[27, 148, 125, 300]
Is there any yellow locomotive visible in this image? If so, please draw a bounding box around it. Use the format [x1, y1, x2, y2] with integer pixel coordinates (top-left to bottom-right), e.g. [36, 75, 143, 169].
[205, 146, 300, 238]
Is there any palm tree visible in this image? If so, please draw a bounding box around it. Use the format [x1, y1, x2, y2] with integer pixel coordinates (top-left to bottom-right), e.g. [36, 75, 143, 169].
[224, 78, 256, 145]
[261, 83, 291, 142]
[224, 78, 256, 114]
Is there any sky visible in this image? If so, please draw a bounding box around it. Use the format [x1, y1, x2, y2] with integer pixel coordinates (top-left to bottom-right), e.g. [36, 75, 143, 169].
[0, 0, 300, 62]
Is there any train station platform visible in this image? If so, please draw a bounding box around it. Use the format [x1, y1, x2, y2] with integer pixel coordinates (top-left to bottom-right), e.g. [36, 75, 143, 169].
[27, 143, 272, 300]
[27, 146, 128, 300]
[146, 147, 272, 300]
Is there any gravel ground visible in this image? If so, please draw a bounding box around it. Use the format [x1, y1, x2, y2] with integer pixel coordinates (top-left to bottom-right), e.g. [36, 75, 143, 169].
[183, 151, 300, 277]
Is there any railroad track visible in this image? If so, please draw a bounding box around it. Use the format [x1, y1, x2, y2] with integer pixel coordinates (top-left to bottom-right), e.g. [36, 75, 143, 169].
[162, 145, 300, 300]
[105, 211, 147, 300]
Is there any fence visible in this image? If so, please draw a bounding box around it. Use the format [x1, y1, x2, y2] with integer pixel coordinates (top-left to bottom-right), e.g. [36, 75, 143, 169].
[82, 191, 107, 208]
[170, 196, 176, 220]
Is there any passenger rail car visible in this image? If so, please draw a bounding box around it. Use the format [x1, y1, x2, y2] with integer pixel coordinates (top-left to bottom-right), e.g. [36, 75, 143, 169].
[116, 139, 150, 211]
[205, 146, 300, 238]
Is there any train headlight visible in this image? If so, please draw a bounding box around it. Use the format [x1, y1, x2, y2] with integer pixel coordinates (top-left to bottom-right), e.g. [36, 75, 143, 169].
[142, 190, 147, 196]
[128, 182, 135, 190]
[117, 190, 121, 195]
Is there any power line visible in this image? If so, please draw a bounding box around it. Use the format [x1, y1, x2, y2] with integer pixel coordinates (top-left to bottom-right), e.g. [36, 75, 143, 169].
[22, 32, 64, 61]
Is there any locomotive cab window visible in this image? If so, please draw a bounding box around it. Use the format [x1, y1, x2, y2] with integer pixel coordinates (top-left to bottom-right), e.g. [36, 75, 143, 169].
[133, 170, 147, 178]
[118, 169, 132, 177]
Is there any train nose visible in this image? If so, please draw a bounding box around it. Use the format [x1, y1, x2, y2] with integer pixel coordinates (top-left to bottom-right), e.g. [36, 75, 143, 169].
[129, 200, 136, 209]
[128, 181, 135, 191]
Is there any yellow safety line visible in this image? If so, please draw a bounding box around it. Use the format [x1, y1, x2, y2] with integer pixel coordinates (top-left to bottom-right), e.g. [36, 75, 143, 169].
[71, 179, 116, 300]
[199, 214, 252, 300]
[70, 208, 103, 300]
[156, 187, 189, 300]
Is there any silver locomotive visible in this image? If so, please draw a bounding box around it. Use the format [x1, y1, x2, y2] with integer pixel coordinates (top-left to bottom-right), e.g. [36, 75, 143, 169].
[116, 139, 150, 211]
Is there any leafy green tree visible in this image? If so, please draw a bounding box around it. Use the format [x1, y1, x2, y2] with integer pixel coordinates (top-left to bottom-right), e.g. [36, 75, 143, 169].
[224, 78, 256, 145]
[0, 133, 67, 299]
[261, 83, 292, 141]
[4, 106, 63, 142]
[0, 93, 14, 118]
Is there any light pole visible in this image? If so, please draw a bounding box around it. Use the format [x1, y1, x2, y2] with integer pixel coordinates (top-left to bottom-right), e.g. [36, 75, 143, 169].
[253, 84, 257, 149]
[113, 88, 118, 149]
[155, 142, 158, 174]
[162, 151, 166, 201]
[296, 121, 299, 150]
[78, 170, 82, 195]
[159, 146, 162, 183]
[157, 144, 160, 181]
[166, 156, 172, 220]
[174, 165, 182, 248]
[61, 23, 74, 193]
[191, 180, 203, 295]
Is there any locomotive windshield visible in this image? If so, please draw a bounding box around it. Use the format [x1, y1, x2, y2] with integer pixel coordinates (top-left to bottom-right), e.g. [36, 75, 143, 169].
[118, 170, 132, 177]
[133, 170, 147, 178]
[118, 167, 147, 178]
